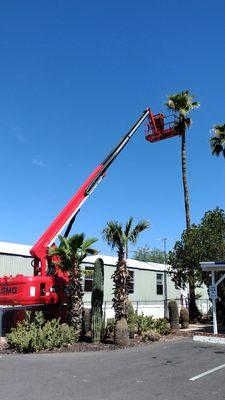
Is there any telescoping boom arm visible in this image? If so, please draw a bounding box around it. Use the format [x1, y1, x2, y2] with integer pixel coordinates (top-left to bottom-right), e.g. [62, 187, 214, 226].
[30, 109, 150, 275]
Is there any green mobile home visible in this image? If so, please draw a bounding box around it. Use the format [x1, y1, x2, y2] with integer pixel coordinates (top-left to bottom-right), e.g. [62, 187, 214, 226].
[0, 242, 209, 320]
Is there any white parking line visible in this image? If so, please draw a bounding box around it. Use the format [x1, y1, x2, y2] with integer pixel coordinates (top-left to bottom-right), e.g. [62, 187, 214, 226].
[189, 363, 225, 381]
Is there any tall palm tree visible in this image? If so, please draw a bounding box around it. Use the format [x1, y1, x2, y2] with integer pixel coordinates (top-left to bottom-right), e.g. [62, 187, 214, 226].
[102, 218, 149, 345]
[165, 90, 199, 319]
[165, 90, 199, 229]
[49, 234, 98, 335]
[210, 124, 225, 157]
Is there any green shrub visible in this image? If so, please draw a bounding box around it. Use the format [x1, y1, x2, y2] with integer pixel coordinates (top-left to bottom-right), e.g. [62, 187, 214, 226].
[6, 311, 78, 353]
[142, 330, 161, 342]
[153, 318, 171, 335]
[104, 314, 170, 341]
[136, 313, 155, 335]
[135, 313, 171, 336]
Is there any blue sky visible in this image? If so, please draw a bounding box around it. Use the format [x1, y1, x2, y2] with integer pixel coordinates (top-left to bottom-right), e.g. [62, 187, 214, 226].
[0, 0, 225, 257]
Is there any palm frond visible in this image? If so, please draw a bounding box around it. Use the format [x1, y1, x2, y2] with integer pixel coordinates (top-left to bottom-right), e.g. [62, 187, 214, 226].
[192, 101, 200, 109]
[69, 233, 85, 252]
[103, 217, 150, 257]
[128, 220, 150, 244]
[210, 124, 225, 157]
[165, 90, 200, 119]
[48, 247, 59, 257]
[210, 137, 223, 156]
[124, 217, 133, 237]
[213, 124, 225, 139]
[184, 117, 192, 128]
[102, 221, 123, 250]
[58, 235, 70, 251]
[84, 248, 98, 257]
[81, 238, 98, 250]
[48, 232, 98, 272]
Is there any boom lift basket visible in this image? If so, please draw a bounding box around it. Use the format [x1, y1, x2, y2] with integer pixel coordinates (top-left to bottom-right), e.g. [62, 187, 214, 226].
[145, 111, 179, 143]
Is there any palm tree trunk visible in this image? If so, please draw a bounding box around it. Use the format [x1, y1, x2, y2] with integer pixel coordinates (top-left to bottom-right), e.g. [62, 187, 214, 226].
[126, 243, 128, 259]
[112, 249, 129, 321]
[181, 131, 197, 319]
[67, 266, 84, 336]
[189, 285, 199, 321]
[113, 249, 129, 346]
[181, 131, 191, 230]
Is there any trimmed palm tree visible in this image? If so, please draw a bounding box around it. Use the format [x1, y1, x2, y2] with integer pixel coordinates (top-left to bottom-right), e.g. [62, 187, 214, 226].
[210, 124, 225, 158]
[49, 234, 98, 336]
[165, 90, 200, 319]
[102, 218, 149, 345]
[165, 90, 199, 229]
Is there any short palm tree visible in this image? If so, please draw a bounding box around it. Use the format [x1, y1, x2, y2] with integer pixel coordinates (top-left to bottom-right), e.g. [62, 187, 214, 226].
[49, 234, 98, 335]
[102, 218, 149, 345]
[165, 90, 199, 320]
[210, 124, 225, 158]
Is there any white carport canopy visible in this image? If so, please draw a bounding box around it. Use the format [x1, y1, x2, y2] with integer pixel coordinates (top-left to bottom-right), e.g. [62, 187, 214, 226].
[200, 262, 225, 334]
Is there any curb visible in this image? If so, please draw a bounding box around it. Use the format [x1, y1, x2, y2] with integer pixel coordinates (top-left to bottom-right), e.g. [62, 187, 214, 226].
[193, 335, 225, 345]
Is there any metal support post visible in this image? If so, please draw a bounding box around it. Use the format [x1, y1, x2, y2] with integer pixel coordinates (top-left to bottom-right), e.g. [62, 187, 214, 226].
[211, 271, 218, 335]
[163, 238, 168, 318]
[200, 262, 225, 335]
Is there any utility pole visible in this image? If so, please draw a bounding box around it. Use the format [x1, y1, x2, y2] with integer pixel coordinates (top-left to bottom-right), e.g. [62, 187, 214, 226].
[162, 238, 168, 318]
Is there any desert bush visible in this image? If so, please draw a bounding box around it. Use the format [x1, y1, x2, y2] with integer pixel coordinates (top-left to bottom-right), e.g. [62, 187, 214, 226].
[6, 311, 78, 353]
[104, 314, 170, 342]
[153, 318, 171, 335]
[136, 313, 155, 335]
[135, 314, 170, 335]
[142, 330, 161, 342]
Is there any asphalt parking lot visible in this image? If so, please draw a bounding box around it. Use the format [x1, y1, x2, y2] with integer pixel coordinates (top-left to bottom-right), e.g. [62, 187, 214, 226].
[0, 337, 225, 400]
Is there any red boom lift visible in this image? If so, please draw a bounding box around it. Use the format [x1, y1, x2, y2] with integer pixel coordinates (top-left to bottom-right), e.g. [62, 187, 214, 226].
[0, 108, 179, 308]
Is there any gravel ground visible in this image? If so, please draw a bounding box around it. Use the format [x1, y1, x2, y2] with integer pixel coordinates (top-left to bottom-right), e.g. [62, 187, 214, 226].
[0, 332, 190, 355]
[1, 322, 223, 355]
